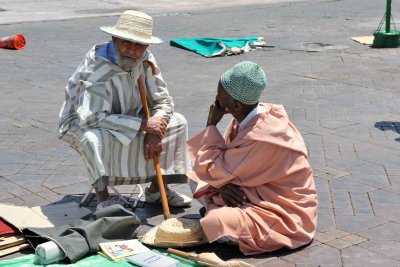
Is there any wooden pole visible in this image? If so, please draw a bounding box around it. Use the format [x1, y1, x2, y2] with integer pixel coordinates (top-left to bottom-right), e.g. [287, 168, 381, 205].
[167, 248, 199, 264]
[167, 248, 191, 259]
[137, 60, 170, 219]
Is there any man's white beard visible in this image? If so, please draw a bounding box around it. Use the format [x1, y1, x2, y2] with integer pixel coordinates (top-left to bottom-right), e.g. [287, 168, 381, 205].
[113, 42, 141, 72]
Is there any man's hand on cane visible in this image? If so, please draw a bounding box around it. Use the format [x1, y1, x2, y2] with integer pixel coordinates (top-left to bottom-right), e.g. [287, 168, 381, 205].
[141, 116, 167, 138]
[144, 133, 162, 160]
[140, 116, 167, 160]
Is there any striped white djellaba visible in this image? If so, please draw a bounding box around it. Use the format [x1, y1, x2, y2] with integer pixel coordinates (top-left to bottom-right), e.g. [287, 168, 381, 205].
[58, 44, 190, 188]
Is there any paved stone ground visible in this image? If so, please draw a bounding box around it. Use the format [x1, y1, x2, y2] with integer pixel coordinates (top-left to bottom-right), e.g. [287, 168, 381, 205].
[1, 0, 400, 266]
[0, 0, 305, 25]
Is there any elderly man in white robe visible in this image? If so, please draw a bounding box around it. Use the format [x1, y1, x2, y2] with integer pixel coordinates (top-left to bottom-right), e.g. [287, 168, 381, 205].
[58, 10, 192, 210]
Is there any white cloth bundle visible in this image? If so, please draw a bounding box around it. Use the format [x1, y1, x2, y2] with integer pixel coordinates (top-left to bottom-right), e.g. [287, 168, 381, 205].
[35, 240, 65, 265]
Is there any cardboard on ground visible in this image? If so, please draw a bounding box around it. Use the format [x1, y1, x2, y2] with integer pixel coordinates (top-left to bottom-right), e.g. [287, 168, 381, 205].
[351, 36, 374, 45]
[0, 202, 91, 230]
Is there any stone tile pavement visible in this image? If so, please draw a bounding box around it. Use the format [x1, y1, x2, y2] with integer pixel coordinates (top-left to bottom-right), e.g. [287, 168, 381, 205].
[1, 0, 400, 266]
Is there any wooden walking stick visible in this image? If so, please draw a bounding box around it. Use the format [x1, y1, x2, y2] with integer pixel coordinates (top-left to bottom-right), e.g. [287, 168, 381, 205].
[137, 60, 170, 219]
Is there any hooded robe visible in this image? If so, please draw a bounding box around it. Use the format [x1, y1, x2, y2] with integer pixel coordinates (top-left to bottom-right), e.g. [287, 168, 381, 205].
[187, 103, 318, 255]
[59, 42, 190, 186]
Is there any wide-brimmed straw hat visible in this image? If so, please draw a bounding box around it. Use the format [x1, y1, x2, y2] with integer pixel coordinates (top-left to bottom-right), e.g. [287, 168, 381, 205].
[139, 218, 208, 248]
[100, 10, 163, 44]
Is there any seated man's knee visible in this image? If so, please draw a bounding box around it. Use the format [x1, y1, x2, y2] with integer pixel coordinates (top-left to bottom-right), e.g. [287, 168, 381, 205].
[171, 113, 188, 128]
[206, 206, 243, 226]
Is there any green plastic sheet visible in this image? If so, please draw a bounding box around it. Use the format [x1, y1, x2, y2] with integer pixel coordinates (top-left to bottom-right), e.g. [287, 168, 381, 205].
[0, 254, 131, 267]
[170, 37, 259, 57]
[0, 250, 202, 267]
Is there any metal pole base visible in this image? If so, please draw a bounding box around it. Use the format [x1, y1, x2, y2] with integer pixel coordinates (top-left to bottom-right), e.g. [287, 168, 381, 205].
[372, 30, 400, 48]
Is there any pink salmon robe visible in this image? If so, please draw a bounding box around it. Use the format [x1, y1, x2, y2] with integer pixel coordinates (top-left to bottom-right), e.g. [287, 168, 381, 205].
[187, 103, 318, 255]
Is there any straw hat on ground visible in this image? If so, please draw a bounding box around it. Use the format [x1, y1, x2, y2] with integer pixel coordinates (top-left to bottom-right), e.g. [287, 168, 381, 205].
[139, 218, 208, 248]
[100, 10, 163, 44]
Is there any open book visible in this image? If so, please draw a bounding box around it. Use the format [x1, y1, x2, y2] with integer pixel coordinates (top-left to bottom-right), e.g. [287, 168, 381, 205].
[99, 239, 150, 260]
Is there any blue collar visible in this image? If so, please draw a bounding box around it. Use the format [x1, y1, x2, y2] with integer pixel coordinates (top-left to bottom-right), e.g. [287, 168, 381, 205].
[95, 41, 117, 65]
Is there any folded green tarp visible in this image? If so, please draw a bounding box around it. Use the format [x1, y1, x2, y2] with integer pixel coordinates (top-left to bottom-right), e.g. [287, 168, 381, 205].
[22, 205, 141, 263]
[170, 37, 259, 57]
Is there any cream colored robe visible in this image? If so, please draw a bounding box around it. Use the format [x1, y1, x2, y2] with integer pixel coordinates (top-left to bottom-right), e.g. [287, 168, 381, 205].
[59, 43, 190, 186]
[187, 103, 318, 255]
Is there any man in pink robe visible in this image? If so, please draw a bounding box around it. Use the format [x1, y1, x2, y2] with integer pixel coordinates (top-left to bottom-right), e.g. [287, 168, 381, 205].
[187, 61, 318, 255]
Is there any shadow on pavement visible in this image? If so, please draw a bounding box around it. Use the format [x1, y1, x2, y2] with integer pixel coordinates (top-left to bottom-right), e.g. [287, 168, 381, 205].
[374, 121, 400, 141]
[45, 194, 314, 263]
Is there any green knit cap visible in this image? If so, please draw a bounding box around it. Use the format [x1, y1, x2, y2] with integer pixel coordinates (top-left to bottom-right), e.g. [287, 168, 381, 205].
[220, 61, 267, 105]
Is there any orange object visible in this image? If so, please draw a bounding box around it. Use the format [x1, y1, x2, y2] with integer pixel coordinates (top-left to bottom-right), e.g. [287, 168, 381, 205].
[137, 60, 170, 220]
[193, 186, 217, 199]
[0, 34, 26, 50]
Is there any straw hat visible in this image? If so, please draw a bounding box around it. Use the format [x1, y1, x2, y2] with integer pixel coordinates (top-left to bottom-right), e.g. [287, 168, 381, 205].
[139, 218, 208, 248]
[100, 10, 163, 44]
